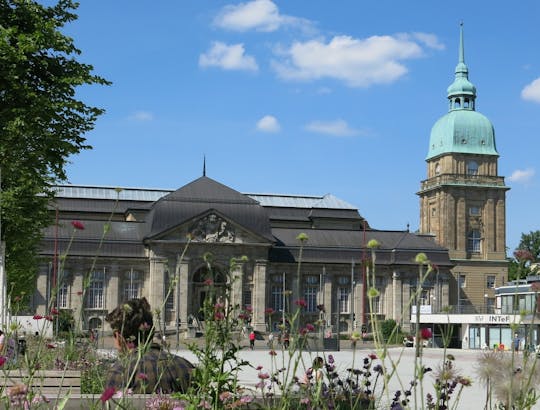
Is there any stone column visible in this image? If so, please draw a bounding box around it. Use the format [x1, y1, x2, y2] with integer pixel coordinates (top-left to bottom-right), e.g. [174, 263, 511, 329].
[230, 261, 244, 312]
[107, 266, 119, 315]
[71, 270, 84, 332]
[392, 271, 402, 322]
[178, 258, 190, 329]
[149, 254, 167, 314]
[252, 260, 267, 332]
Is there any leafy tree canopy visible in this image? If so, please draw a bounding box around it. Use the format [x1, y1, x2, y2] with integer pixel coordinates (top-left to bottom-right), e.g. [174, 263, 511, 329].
[0, 0, 110, 301]
[508, 230, 540, 281]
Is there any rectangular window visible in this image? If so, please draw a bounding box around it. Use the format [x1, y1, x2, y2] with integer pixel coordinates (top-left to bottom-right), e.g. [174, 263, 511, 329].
[271, 285, 284, 313]
[123, 270, 141, 301]
[58, 283, 68, 309]
[87, 270, 105, 309]
[304, 286, 318, 313]
[469, 206, 481, 216]
[486, 275, 496, 289]
[458, 274, 466, 289]
[338, 287, 350, 313]
[243, 288, 252, 310]
[467, 229, 481, 253]
[164, 271, 174, 311]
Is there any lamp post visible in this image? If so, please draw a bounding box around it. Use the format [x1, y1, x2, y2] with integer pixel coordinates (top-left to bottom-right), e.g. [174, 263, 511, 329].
[484, 293, 488, 314]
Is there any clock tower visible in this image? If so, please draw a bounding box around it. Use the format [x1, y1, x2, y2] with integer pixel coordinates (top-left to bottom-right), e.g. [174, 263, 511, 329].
[418, 25, 509, 312]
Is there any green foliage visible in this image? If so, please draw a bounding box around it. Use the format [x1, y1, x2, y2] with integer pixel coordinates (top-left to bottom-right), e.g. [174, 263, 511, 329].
[518, 230, 540, 262]
[0, 0, 110, 300]
[380, 319, 400, 343]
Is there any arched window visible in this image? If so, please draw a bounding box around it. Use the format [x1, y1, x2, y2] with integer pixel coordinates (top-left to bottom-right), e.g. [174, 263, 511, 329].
[434, 163, 441, 175]
[466, 160, 478, 176]
[463, 98, 470, 108]
[467, 229, 481, 253]
[454, 98, 461, 108]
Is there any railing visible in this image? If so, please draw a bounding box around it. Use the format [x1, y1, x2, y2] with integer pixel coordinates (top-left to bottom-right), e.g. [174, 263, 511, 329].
[420, 174, 506, 191]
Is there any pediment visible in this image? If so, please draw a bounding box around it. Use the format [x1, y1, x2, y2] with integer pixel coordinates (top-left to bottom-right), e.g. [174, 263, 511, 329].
[154, 211, 271, 245]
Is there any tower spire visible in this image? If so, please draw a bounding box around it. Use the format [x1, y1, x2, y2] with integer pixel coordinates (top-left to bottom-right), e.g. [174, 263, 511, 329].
[459, 21, 465, 65]
[203, 155, 206, 177]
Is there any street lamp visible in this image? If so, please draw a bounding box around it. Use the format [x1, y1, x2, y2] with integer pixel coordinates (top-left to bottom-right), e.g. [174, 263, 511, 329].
[484, 293, 488, 314]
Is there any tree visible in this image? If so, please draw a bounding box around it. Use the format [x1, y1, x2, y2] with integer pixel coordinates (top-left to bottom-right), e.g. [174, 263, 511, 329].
[517, 230, 540, 262]
[508, 230, 540, 281]
[0, 0, 109, 301]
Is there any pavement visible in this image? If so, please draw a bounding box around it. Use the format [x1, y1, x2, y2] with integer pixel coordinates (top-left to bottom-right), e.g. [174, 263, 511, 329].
[96, 334, 540, 409]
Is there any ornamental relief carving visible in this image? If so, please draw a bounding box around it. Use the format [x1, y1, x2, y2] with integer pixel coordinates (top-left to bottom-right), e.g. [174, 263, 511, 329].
[189, 214, 236, 243]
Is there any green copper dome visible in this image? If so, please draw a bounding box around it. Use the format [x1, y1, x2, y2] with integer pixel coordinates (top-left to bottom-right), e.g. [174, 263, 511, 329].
[426, 24, 498, 160]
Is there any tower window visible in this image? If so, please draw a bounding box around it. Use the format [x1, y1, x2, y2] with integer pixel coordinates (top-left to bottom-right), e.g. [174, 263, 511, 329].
[466, 161, 478, 175]
[454, 98, 461, 108]
[463, 98, 470, 108]
[467, 229, 481, 253]
[434, 163, 441, 175]
[469, 206, 481, 216]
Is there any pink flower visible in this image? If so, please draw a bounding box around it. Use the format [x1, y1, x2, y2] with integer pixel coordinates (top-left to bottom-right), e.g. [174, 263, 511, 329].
[100, 387, 116, 402]
[33, 315, 43, 320]
[214, 311, 225, 320]
[256, 365, 263, 370]
[45, 315, 53, 321]
[219, 391, 231, 402]
[258, 372, 270, 380]
[46, 343, 56, 349]
[305, 323, 315, 332]
[420, 328, 432, 340]
[71, 220, 85, 230]
[264, 307, 274, 315]
[50, 308, 59, 315]
[245, 306, 253, 312]
[240, 396, 253, 403]
[269, 350, 277, 356]
[0, 356, 6, 367]
[203, 279, 213, 286]
[136, 373, 148, 380]
[368, 353, 378, 360]
[294, 299, 307, 308]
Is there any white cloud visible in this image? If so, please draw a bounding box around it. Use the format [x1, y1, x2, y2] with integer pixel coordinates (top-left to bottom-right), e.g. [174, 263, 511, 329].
[214, 0, 309, 32]
[305, 119, 359, 137]
[508, 168, 535, 184]
[410, 32, 445, 50]
[272, 34, 425, 87]
[128, 111, 154, 121]
[256, 115, 280, 132]
[521, 78, 540, 103]
[199, 42, 258, 71]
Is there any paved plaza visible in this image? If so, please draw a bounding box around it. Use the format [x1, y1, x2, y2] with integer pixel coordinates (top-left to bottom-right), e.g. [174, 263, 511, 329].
[170, 344, 538, 409]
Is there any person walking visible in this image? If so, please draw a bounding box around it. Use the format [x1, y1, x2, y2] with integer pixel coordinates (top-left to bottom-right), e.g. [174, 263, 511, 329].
[249, 330, 256, 350]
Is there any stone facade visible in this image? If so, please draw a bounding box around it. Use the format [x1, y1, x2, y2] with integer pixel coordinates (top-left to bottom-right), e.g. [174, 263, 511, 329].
[34, 177, 453, 335]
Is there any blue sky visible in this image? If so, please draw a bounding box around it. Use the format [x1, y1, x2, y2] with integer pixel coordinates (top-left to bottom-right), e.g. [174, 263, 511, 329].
[58, 1, 540, 254]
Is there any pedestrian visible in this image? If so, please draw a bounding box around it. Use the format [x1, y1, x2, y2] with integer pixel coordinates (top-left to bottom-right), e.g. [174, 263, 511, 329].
[105, 297, 195, 394]
[283, 332, 290, 349]
[302, 356, 324, 386]
[249, 330, 256, 350]
[267, 332, 274, 348]
[513, 333, 520, 352]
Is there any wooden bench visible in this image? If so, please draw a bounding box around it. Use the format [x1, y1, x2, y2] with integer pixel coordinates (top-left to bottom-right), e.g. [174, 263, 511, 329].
[0, 370, 81, 395]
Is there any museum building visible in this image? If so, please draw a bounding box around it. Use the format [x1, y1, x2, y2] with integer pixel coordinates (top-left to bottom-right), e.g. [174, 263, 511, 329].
[33, 175, 452, 336]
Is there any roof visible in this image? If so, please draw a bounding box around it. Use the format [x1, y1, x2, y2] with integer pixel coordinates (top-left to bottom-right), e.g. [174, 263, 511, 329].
[52, 186, 359, 210]
[144, 176, 274, 241]
[269, 228, 452, 266]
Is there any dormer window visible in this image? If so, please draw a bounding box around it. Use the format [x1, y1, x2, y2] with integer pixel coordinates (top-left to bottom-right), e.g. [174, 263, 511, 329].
[466, 160, 478, 176]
